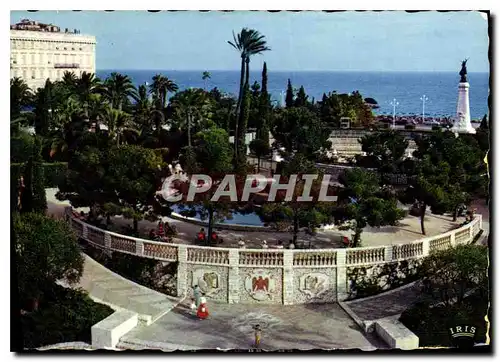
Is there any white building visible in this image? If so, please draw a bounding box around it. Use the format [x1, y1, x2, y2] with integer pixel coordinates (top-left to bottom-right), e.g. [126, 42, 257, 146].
[10, 19, 96, 90]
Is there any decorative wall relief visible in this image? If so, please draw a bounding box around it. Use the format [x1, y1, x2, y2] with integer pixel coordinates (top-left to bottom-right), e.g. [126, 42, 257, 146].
[299, 272, 329, 299]
[244, 269, 276, 301]
[192, 269, 221, 296]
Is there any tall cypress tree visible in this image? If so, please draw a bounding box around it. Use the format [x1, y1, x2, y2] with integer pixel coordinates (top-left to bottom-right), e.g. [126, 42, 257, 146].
[294, 86, 308, 107]
[261, 62, 268, 95]
[20, 136, 47, 213]
[285, 79, 294, 108]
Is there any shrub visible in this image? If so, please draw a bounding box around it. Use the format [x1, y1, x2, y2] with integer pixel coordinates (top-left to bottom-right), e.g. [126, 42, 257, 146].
[400, 292, 488, 347]
[21, 284, 113, 349]
[432, 125, 442, 131]
[43, 162, 68, 188]
[11, 163, 25, 213]
[11, 133, 34, 164]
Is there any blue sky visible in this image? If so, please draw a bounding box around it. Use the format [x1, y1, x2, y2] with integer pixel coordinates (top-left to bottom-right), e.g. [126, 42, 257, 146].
[11, 11, 489, 72]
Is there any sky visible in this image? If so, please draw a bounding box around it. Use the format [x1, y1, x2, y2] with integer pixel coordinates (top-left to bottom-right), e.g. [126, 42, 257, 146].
[10, 10, 490, 72]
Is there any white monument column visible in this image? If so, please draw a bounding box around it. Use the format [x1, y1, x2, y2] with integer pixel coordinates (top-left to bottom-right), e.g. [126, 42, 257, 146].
[452, 60, 476, 134]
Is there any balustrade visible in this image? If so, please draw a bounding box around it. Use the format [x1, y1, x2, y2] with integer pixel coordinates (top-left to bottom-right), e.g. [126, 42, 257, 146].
[455, 228, 471, 245]
[392, 242, 423, 260]
[86, 226, 105, 246]
[429, 234, 452, 252]
[110, 234, 136, 253]
[143, 242, 178, 261]
[70, 219, 83, 237]
[293, 251, 337, 266]
[187, 247, 229, 264]
[346, 247, 385, 265]
[239, 250, 284, 266]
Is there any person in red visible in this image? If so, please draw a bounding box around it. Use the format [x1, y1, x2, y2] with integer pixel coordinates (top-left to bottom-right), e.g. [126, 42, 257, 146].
[157, 221, 164, 237]
[211, 231, 218, 243]
[197, 228, 206, 243]
[197, 295, 209, 320]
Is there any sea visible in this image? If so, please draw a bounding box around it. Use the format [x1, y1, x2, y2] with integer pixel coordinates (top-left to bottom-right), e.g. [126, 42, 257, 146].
[96, 70, 490, 120]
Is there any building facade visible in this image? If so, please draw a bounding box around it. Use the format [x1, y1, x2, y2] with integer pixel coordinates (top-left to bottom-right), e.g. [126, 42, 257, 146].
[10, 19, 96, 90]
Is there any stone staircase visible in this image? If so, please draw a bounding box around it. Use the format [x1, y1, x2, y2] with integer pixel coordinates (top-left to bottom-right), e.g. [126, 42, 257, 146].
[59, 254, 181, 326]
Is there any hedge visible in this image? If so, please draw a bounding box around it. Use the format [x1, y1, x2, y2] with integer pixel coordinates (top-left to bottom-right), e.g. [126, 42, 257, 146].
[21, 284, 113, 349]
[11, 162, 68, 189]
[11, 134, 34, 164]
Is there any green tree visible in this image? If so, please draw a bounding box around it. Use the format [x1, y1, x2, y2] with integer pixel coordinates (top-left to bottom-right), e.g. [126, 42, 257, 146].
[419, 244, 488, 307]
[11, 77, 32, 122]
[357, 130, 409, 176]
[271, 107, 331, 160]
[74, 72, 101, 118]
[228, 28, 270, 159]
[20, 136, 47, 213]
[337, 168, 406, 247]
[249, 138, 271, 172]
[285, 79, 294, 108]
[262, 153, 334, 243]
[176, 127, 234, 243]
[100, 105, 138, 146]
[202, 71, 211, 90]
[105, 145, 165, 233]
[14, 212, 84, 311]
[103, 72, 137, 111]
[171, 88, 211, 148]
[294, 86, 309, 108]
[150, 74, 178, 110]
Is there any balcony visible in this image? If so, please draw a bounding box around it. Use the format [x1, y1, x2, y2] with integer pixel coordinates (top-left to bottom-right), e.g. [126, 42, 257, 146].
[54, 63, 80, 69]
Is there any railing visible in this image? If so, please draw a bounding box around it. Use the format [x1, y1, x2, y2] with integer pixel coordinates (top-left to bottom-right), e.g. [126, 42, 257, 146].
[64, 206, 482, 303]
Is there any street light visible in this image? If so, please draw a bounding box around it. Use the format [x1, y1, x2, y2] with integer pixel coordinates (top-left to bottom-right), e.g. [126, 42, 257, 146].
[420, 95, 429, 124]
[390, 98, 399, 128]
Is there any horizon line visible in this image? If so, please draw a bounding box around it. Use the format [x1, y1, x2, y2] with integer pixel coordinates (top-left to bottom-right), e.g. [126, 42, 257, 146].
[96, 68, 490, 74]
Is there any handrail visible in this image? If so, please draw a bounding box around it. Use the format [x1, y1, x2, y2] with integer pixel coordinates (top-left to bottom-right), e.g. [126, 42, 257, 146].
[65, 207, 481, 266]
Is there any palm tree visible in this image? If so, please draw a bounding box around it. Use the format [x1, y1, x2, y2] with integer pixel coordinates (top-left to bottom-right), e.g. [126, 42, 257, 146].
[103, 72, 137, 111]
[171, 88, 209, 148]
[74, 72, 101, 117]
[202, 71, 211, 90]
[150, 74, 178, 110]
[100, 106, 137, 146]
[47, 97, 82, 159]
[33, 79, 59, 137]
[11, 77, 33, 120]
[61, 71, 77, 90]
[228, 28, 270, 157]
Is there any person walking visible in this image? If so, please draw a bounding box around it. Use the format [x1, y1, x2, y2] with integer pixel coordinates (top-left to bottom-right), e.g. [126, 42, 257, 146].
[197, 295, 209, 320]
[193, 285, 202, 308]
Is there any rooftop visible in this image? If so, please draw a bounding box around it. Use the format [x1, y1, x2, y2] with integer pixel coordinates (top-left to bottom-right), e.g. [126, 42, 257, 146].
[10, 19, 81, 34]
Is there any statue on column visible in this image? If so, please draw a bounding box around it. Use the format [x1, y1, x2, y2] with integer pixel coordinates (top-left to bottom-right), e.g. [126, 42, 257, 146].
[459, 59, 468, 83]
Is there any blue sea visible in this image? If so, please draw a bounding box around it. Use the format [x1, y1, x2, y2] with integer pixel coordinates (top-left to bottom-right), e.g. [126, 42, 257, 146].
[96, 70, 490, 120]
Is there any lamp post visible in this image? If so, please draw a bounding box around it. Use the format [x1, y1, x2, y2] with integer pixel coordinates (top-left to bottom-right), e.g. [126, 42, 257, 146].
[390, 98, 399, 129]
[420, 95, 429, 124]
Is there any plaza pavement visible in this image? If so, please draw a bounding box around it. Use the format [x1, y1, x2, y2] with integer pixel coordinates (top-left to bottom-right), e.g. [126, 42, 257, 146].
[117, 300, 388, 351]
[46, 188, 463, 249]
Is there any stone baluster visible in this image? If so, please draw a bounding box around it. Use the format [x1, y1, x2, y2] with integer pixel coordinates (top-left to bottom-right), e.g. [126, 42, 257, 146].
[336, 249, 348, 302]
[135, 239, 144, 256]
[468, 223, 474, 243]
[82, 223, 88, 240]
[422, 238, 430, 256]
[177, 245, 188, 298]
[228, 249, 240, 304]
[384, 245, 393, 262]
[450, 232, 456, 247]
[104, 232, 111, 249]
[282, 250, 294, 305]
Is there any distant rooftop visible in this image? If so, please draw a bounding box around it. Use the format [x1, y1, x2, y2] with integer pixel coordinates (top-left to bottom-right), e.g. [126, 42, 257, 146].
[10, 19, 81, 34]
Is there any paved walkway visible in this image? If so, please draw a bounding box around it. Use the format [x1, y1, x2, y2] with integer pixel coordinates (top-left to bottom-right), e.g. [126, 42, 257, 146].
[46, 188, 462, 249]
[117, 301, 387, 351]
[58, 253, 181, 326]
[344, 282, 423, 321]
